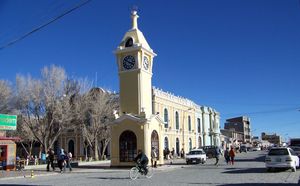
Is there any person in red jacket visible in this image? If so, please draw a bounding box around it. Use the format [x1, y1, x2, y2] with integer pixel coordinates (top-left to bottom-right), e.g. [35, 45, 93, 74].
[229, 147, 236, 165]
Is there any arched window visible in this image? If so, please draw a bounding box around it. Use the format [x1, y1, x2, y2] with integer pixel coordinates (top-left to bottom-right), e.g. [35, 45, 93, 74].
[68, 140, 75, 155]
[197, 118, 201, 133]
[164, 137, 169, 150]
[175, 111, 179, 130]
[189, 138, 192, 151]
[176, 138, 180, 157]
[119, 130, 137, 162]
[198, 136, 202, 147]
[125, 38, 133, 47]
[164, 108, 169, 128]
[188, 116, 191, 131]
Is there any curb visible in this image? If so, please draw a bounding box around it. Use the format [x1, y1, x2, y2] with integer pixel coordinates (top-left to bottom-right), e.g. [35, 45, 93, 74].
[0, 172, 57, 181]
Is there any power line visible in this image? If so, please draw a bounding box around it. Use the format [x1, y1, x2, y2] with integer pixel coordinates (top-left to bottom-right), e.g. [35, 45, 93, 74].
[0, 0, 91, 51]
[222, 106, 300, 117]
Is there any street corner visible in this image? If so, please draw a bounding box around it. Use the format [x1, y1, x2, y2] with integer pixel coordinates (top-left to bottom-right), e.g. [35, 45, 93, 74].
[0, 169, 61, 181]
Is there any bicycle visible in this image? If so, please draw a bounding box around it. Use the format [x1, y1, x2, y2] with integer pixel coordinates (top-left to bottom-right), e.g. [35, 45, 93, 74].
[15, 160, 26, 177]
[129, 162, 154, 180]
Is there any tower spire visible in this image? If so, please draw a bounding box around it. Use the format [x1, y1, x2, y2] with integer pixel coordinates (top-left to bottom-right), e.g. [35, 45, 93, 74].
[131, 9, 139, 30]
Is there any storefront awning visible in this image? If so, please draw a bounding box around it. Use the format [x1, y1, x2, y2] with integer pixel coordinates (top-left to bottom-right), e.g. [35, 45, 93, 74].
[0, 140, 15, 145]
[0, 136, 21, 142]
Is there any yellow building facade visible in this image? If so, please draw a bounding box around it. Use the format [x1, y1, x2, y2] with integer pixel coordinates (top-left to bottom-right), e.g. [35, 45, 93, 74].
[110, 11, 220, 167]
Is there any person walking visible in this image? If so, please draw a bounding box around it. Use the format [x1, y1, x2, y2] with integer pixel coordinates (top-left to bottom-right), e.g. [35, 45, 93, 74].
[66, 152, 73, 171]
[46, 148, 55, 171]
[58, 148, 66, 173]
[180, 148, 185, 158]
[151, 147, 157, 168]
[224, 147, 230, 165]
[214, 146, 222, 166]
[229, 147, 236, 165]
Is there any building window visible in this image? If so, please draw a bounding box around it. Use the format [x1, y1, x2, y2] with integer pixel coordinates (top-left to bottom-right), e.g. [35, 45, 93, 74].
[188, 116, 191, 131]
[164, 137, 169, 150]
[189, 138, 192, 151]
[198, 136, 202, 147]
[175, 111, 179, 130]
[197, 118, 201, 133]
[68, 140, 75, 155]
[164, 108, 169, 128]
[119, 130, 137, 162]
[125, 37, 133, 47]
[176, 138, 180, 157]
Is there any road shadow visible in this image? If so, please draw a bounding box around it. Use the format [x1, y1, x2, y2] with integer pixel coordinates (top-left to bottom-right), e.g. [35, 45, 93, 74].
[0, 185, 51, 186]
[87, 176, 130, 180]
[168, 162, 187, 166]
[77, 165, 129, 170]
[223, 167, 267, 174]
[223, 167, 293, 174]
[235, 154, 266, 162]
[219, 184, 299, 186]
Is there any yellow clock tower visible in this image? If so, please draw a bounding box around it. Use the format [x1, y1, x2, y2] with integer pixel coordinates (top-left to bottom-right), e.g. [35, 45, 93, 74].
[110, 10, 163, 167]
[115, 10, 156, 118]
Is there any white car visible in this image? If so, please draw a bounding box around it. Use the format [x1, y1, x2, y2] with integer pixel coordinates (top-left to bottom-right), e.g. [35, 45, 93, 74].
[289, 146, 300, 156]
[265, 147, 299, 172]
[186, 149, 206, 164]
[252, 147, 261, 151]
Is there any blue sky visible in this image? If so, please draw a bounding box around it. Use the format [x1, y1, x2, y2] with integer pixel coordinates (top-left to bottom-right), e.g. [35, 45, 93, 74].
[0, 0, 300, 139]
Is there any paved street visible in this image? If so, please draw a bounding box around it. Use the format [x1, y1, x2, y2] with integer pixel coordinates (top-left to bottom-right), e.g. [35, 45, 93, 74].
[1, 151, 300, 186]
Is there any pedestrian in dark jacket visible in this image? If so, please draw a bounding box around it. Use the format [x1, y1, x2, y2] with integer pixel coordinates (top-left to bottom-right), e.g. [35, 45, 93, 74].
[46, 148, 55, 171]
[58, 148, 66, 173]
[214, 147, 222, 165]
[224, 148, 230, 165]
[134, 149, 149, 174]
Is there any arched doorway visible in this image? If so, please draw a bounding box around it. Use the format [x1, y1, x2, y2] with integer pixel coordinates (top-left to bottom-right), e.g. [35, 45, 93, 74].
[164, 137, 169, 159]
[151, 130, 159, 160]
[68, 140, 75, 155]
[176, 138, 180, 157]
[119, 130, 137, 162]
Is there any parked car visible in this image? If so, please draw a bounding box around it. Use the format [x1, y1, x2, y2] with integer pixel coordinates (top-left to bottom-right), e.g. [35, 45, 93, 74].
[289, 146, 300, 157]
[202, 146, 218, 158]
[186, 149, 206, 164]
[252, 147, 261, 151]
[240, 146, 248, 153]
[265, 147, 299, 172]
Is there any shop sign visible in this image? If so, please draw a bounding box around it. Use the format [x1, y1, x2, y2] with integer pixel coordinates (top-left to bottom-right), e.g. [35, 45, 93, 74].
[0, 114, 17, 130]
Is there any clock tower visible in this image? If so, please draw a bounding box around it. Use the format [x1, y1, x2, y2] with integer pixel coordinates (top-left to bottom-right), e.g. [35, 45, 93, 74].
[115, 10, 156, 118]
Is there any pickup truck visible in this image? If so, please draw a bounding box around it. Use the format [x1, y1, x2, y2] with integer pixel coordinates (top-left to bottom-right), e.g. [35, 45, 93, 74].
[186, 149, 206, 164]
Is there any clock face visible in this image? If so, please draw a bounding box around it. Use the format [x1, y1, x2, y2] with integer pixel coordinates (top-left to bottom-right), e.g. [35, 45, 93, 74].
[123, 55, 135, 70]
[143, 56, 149, 70]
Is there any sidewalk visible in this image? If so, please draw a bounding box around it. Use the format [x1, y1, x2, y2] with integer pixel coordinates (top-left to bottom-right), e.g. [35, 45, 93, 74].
[0, 160, 110, 180]
[0, 158, 186, 180]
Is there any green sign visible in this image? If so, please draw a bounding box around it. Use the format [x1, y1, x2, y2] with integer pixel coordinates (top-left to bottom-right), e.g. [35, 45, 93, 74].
[0, 114, 17, 130]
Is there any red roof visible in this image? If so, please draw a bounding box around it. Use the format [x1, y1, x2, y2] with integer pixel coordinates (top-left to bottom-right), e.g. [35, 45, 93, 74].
[0, 136, 21, 141]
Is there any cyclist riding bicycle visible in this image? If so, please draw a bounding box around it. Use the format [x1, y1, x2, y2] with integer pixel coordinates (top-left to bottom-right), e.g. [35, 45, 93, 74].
[134, 149, 149, 174]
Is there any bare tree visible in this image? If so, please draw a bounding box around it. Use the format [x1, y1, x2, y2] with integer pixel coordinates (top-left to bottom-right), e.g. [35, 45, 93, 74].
[75, 87, 118, 160]
[15, 65, 79, 154]
[0, 80, 12, 113]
